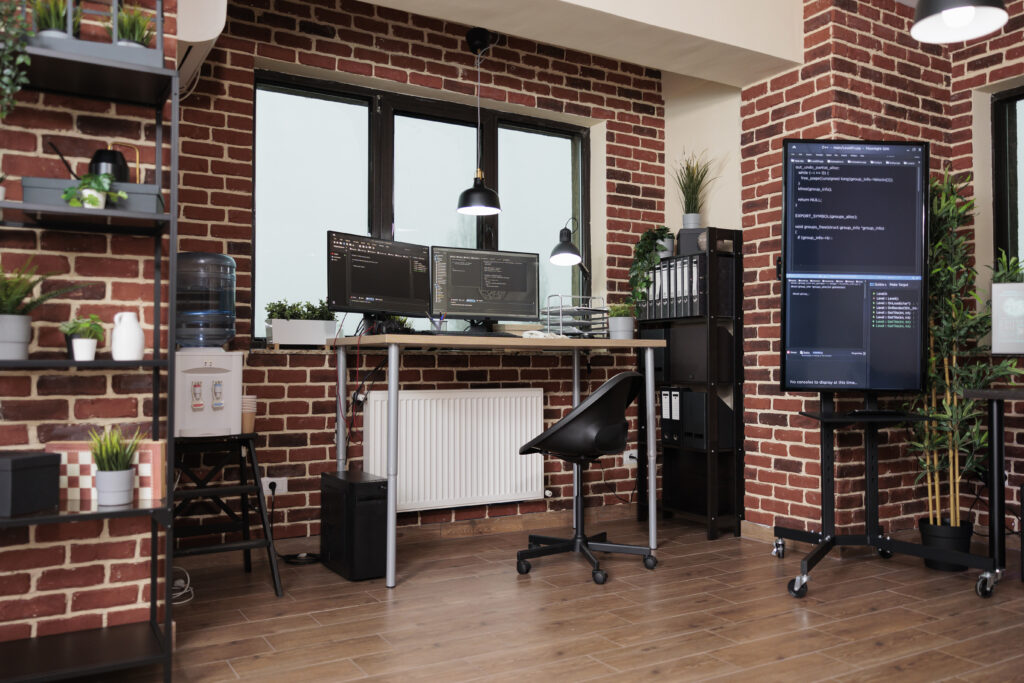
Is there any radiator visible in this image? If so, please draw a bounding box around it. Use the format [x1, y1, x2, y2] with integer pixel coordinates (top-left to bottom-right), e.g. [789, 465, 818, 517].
[363, 388, 545, 512]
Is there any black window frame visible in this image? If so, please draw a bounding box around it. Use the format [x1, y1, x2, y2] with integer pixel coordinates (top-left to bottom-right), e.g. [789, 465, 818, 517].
[253, 70, 591, 334]
[993, 86, 1023, 260]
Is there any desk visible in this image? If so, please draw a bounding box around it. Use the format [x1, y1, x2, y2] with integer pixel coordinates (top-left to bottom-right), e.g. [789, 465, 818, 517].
[332, 334, 666, 588]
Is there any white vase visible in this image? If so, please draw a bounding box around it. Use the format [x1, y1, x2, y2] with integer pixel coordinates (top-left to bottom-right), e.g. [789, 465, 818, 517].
[95, 469, 135, 506]
[71, 337, 97, 361]
[112, 311, 145, 360]
[683, 213, 701, 230]
[608, 316, 635, 340]
[0, 314, 31, 361]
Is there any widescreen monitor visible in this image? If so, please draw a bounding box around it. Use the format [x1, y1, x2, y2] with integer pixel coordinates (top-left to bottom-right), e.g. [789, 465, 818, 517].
[326, 231, 430, 317]
[431, 247, 539, 322]
[780, 140, 928, 392]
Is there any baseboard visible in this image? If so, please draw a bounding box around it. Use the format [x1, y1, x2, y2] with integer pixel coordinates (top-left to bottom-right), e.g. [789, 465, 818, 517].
[395, 504, 640, 543]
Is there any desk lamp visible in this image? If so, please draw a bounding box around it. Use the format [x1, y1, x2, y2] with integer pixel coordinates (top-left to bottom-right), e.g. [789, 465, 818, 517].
[550, 217, 590, 279]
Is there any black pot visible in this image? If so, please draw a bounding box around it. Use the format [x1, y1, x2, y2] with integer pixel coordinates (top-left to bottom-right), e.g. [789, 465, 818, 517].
[89, 149, 129, 182]
[64, 333, 77, 359]
[918, 518, 972, 571]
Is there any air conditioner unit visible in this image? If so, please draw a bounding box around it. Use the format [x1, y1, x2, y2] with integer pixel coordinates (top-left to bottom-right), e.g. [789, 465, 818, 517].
[177, 0, 227, 97]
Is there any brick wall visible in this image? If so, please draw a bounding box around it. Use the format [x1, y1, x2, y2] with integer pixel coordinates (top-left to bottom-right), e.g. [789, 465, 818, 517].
[176, 0, 667, 538]
[0, 1, 177, 641]
[741, 0, 1023, 537]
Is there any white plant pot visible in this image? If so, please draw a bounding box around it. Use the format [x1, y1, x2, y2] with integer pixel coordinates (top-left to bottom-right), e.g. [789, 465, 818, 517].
[608, 316, 635, 340]
[37, 29, 71, 39]
[683, 213, 701, 230]
[991, 282, 1024, 354]
[95, 468, 135, 506]
[265, 319, 338, 346]
[71, 337, 98, 361]
[79, 188, 106, 209]
[0, 314, 31, 361]
[658, 235, 675, 257]
[0, 184, 5, 221]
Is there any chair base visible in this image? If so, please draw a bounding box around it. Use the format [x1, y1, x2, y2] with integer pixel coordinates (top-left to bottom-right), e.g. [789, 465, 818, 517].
[516, 530, 656, 584]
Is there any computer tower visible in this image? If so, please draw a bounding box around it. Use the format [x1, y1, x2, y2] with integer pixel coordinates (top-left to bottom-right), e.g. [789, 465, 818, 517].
[320, 471, 387, 581]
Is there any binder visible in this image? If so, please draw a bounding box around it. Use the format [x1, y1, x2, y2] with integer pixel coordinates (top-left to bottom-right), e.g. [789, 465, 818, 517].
[682, 257, 691, 317]
[694, 253, 707, 316]
[670, 388, 681, 445]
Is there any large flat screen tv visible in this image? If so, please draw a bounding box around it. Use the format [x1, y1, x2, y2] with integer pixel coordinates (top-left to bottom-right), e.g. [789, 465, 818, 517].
[781, 140, 928, 392]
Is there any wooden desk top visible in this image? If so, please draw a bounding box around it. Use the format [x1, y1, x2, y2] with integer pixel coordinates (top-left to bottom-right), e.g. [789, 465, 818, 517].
[330, 334, 665, 351]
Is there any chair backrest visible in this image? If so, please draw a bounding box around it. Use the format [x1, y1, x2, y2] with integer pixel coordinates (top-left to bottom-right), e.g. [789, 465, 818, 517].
[520, 372, 643, 460]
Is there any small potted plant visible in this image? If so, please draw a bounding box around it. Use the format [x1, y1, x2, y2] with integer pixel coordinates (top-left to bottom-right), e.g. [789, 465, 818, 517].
[673, 150, 715, 230]
[607, 302, 635, 340]
[59, 313, 104, 361]
[265, 299, 338, 346]
[105, 4, 155, 48]
[61, 172, 127, 209]
[0, 0, 31, 121]
[628, 225, 673, 321]
[89, 425, 143, 506]
[32, 0, 81, 38]
[0, 259, 80, 360]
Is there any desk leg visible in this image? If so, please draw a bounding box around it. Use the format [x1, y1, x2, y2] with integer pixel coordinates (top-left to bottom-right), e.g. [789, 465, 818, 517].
[337, 346, 347, 473]
[988, 398, 1005, 573]
[386, 342, 400, 589]
[644, 347, 657, 550]
[572, 349, 580, 531]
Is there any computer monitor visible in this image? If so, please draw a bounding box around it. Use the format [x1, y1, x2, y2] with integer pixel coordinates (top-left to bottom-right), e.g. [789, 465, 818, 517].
[431, 247, 539, 325]
[326, 231, 430, 317]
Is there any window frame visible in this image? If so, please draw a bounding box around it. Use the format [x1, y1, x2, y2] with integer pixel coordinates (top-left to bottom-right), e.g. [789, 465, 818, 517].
[253, 70, 591, 334]
[993, 85, 1024, 260]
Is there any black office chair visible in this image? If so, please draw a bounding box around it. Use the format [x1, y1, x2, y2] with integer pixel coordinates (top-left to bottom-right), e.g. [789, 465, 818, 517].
[516, 371, 657, 584]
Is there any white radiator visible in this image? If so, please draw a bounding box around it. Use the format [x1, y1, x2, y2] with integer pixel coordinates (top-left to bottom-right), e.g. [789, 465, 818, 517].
[363, 388, 545, 512]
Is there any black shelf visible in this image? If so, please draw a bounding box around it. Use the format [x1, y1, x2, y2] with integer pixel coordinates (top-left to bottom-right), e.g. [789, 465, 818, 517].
[0, 359, 167, 370]
[0, 499, 168, 529]
[0, 200, 169, 235]
[25, 45, 174, 108]
[0, 622, 166, 683]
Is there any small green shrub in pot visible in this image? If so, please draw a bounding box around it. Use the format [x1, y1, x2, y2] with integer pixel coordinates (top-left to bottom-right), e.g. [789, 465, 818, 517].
[105, 4, 155, 47]
[89, 425, 143, 506]
[59, 313, 104, 359]
[62, 173, 128, 209]
[32, 0, 81, 36]
[608, 303, 634, 318]
[264, 299, 336, 321]
[265, 299, 338, 345]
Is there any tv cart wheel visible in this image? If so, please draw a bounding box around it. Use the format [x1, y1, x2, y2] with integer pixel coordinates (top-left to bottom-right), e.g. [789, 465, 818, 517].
[516, 559, 531, 575]
[592, 569, 608, 585]
[976, 573, 995, 599]
[877, 548, 893, 559]
[787, 575, 808, 598]
[643, 554, 657, 570]
[771, 538, 785, 559]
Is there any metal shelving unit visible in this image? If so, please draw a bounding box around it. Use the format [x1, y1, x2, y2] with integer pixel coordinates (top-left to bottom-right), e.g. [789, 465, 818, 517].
[0, 21, 178, 682]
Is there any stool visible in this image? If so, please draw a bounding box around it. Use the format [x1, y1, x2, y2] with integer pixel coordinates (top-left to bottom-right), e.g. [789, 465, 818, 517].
[173, 434, 282, 596]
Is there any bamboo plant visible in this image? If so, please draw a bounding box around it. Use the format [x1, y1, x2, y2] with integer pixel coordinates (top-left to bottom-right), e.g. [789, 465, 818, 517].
[908, 170, 1020, 528]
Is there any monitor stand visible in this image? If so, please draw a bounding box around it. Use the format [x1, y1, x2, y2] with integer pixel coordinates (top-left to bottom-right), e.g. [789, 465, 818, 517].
[436, 319, 515, 337]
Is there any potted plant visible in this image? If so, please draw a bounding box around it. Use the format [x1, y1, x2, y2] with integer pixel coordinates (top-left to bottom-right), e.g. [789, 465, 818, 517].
[0, 1, 32, 121]
[105, 4, 155, 48]
[607, 302, 635, 340]
[89, 425, 143, 506]
[265, 299, 338, 346]
[628, 225, 673, 320]
[908, 170, 1021, 571]
[0, 259, 80, 360]
[59, 313, 104, 361]
[32, 0, 81, 38]
[673, 150, 715, 230]
[61, 172, 127, 209]
[989, 250, 1024, 353]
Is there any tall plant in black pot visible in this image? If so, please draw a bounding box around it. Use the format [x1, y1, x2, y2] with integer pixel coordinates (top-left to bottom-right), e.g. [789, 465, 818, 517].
[908, 170, 1020, 570]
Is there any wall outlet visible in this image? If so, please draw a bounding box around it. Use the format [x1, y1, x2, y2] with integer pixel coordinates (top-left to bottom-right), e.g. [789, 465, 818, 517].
[262, 477, 288, 496]
[622, 450, 638, 467]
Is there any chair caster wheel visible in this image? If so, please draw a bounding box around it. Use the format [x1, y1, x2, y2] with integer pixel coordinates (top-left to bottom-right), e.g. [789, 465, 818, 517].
[877, 548, 893, 559]
[516, 560, 531, 575]
[643, 555, 657, 570]
[771, 538, 785, 558]
[787, 576, 808, 598]
[976, 574, 995, 598]
[592, 569, 607, 585]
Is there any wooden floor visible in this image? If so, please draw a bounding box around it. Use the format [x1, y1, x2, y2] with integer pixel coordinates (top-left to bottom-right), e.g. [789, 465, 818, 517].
[135, 518, 1022, 681]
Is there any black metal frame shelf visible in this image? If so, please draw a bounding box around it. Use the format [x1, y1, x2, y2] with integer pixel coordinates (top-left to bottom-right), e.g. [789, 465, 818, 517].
[0, 11, 179, 680]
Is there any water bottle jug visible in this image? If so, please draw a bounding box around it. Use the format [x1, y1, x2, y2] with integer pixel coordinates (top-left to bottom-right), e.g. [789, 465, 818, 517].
[111, 312, 145, 361]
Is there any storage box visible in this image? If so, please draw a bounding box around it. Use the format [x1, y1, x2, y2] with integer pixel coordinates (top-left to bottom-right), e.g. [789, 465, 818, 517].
[0, 451, 60, 517]
[21, 177, 165, 214]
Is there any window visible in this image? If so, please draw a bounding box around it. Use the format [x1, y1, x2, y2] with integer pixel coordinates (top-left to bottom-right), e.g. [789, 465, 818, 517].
[253, 72, 589, 335]
[993, 88, 1024, 261]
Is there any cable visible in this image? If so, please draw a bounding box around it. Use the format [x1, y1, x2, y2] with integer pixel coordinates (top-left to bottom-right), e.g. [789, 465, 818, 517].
[171, 566, 194, 605]
[268, 482, 320, 566]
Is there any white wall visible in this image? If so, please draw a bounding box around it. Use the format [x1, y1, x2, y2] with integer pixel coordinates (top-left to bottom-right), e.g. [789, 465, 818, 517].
[662, 73, 742, 232]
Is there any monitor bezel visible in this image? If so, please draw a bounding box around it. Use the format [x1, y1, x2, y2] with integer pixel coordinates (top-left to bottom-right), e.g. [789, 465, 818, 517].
[326, 230, 432, 318]
[779, 138, 929, 393]
[430, 246, 541, 322]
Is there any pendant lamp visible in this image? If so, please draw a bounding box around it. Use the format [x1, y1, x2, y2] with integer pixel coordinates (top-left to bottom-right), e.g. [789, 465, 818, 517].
[457, 28, 501, 216]
[911, 0, 1008, 44]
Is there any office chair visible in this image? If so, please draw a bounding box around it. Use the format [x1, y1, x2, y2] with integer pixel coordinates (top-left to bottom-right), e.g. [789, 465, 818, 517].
[516, 371, 657, 584]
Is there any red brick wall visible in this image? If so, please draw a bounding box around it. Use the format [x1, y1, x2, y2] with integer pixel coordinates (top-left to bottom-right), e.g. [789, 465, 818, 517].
[0, 1, 177, 641]
[177, 0, 667, 538]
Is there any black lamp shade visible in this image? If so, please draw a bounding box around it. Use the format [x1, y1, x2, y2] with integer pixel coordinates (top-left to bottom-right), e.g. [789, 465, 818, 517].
[550, 226, 582, 266]
[456, 176, 501, 216]
[911, 0, 1007, 43]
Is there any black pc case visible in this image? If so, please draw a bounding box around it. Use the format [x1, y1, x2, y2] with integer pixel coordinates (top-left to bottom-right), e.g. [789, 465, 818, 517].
[320, 471, 387, 581]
